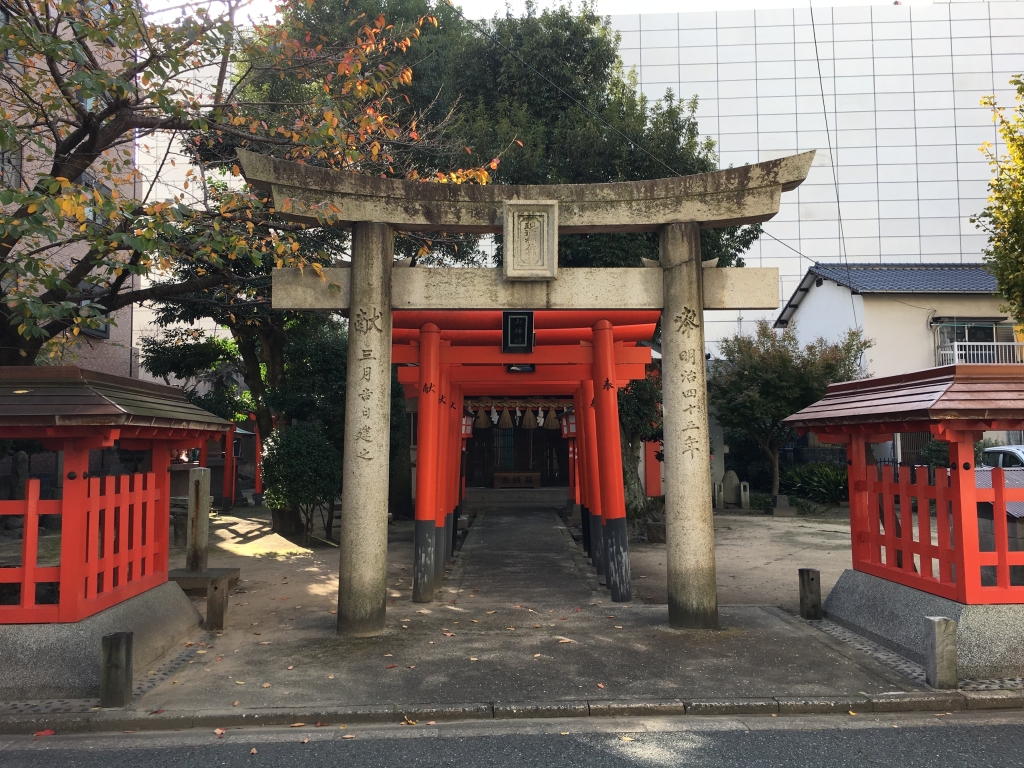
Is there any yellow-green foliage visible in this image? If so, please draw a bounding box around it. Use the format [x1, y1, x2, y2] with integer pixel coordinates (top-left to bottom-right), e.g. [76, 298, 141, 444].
[978, 76, 1024, 321]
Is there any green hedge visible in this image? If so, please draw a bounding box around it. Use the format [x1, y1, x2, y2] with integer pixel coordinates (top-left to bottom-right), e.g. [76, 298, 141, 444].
[780, 462, 848, 506]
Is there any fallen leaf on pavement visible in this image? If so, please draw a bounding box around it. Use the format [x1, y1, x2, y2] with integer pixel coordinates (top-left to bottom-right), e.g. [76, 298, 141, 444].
[597, 683, 605, 689]
[560, 732, 569, 736]
[149, 710, 164, 715]
[339, 725, 346, 729]
[471, 620, 478, 623]
[426, 721, 435, 725]
[513, 605, 521, 608]
[534, 654, 541, 658]
[214, 728, 226, 737]
[253, 632, 261, 636]
[384, 654, 393, 657]
[328, 675, 335, 680]
[574, 608, 581, 612]
[316, 722, 328, 727]
[606, 616, 614, 619]
[407, 665, 416, 669]
[506, 627, 515, 631]
[470, 657, 478, 661]
[343, 734, 355, 740]
[387, 664, 397, 669]
[301, 738, 309, 743]
[534, 625, 540, 629]
[287, 665, 294, 670]
[250, 748, 258, 755]
[621, 736, 634, 742]
[233, 701, 240, 707]
[486, 611, 496, 614]
[259, 642, 272, 645]
[558, 639, 572, 644]
[849, 711, 858, 716]
[290, 723, 305, 728]
[196, 650, 207, 654]
[262, 683, 271, 689]
[185, 642, 195, 648]
[235, 681, 246, 685]
[615, 626, 623, 629]
[416, 609, 430, 614]
[442, 631, 455, 637]
[33, 730, 55, 738]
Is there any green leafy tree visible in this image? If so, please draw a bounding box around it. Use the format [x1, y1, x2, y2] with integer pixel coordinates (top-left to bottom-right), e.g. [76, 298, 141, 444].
[618, 371, 662, 518]
[978, 76, 1024, 319]
[707, 320, 873, 499]
[262, 421, 343, 545]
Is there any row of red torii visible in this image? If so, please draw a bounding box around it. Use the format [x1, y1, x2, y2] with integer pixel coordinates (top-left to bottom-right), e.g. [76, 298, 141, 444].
[238, 148, 815, 636]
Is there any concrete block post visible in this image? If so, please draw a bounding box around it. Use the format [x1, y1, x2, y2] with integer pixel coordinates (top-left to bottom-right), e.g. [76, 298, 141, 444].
[185, 467, 211, 573]
[713, 482, 724, 510]
[207, 573, 231, 630]
[925, 616, 958, 689]
[740, 482, 750, 510]
[337, 221, 394, 636]
[798, 568, 823, 620]
[100, 631, 133, 708]
[660, 222, 719, 629]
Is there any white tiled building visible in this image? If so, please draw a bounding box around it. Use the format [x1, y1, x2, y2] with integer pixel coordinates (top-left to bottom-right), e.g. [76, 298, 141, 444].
[611, 0, 1022, 347]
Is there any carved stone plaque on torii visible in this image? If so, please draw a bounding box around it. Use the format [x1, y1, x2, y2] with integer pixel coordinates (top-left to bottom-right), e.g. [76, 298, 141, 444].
[237, 149, 814, 636]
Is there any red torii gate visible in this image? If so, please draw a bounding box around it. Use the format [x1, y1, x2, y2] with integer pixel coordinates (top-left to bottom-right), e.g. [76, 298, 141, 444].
[391, 309, 656, 601]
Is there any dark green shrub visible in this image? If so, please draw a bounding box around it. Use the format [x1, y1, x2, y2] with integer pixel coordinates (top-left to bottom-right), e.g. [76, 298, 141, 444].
[263, 422, 342, 545]
[781, 462, 848, 506]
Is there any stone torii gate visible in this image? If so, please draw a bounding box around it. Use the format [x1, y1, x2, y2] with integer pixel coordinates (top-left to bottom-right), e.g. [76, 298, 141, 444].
[237, 148, 814, 636]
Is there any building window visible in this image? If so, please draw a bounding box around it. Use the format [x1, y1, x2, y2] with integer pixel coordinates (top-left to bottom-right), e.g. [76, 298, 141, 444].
[0, 146, 22, 190]
[76, 281, 111, 339]
[80, 170, 111, 223]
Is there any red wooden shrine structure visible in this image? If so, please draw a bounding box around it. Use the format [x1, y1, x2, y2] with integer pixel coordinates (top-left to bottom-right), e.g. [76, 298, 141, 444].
[392, 309, 658, 603]
[786, 365, 1024, 605]
[0, 367, 231, 623]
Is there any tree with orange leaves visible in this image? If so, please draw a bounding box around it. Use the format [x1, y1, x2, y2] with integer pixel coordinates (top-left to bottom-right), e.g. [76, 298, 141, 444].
[0, 0, 493, 366]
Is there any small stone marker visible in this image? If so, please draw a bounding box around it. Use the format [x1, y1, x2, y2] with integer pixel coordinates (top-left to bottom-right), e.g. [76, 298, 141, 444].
[739, 482, 750, 510]
[207, 573, 231, 631]
[798, 568, 822, 620]
[722, 470, 741, 505]
[185, 467, 212, 573]
[925, 616, 958, 689]
[100, 631, 133, 708]
[713, 482, 724, 510]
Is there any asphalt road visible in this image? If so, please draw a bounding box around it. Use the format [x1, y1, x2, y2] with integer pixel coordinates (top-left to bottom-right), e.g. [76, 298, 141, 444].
[3, 712, 1024, 767]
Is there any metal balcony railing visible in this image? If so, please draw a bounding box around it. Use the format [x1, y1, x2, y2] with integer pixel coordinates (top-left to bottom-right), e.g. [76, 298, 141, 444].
[936, 342, 1024, 366]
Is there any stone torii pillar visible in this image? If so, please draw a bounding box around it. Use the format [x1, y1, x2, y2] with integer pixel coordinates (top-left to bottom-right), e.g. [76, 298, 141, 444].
[336, 222, 394, 636]
[660, 222, 718, 628]
[238, 148, 813, 636]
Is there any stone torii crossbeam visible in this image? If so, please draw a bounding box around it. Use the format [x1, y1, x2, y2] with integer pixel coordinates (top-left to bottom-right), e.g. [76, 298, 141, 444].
[237, 148, 814, 636]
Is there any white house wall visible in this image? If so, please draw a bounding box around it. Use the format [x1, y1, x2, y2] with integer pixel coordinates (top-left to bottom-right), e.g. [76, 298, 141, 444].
[861, 292, 1008, 377]
[786, 278, 863, 348]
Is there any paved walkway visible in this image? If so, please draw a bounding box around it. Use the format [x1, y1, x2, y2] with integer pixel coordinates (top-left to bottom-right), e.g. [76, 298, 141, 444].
[3, 493, 952, 732]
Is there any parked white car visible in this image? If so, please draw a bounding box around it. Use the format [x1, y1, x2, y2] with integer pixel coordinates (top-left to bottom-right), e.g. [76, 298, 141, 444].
[981, 446, 1024, 469]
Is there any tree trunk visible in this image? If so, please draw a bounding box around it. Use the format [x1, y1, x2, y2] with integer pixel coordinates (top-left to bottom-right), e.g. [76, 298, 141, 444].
[621, 426, 649, 519]
[230, 325, 275, 440]
[770, 449, 780, 500]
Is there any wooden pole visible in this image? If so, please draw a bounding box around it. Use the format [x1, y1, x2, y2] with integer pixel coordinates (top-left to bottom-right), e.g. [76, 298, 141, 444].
[413, 324, 441, 603]
[592, 320, 631, 602]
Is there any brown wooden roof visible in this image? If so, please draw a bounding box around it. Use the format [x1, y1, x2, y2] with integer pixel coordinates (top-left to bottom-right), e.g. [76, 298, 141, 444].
[784, 365, 1024, 430]
[0, 366, 231, 432]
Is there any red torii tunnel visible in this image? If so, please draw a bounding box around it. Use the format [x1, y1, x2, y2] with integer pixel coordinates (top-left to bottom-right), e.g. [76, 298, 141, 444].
[391, 309, 658, 602]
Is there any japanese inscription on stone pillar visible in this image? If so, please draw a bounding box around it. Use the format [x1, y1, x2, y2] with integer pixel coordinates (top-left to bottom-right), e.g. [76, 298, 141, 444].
[502, 200, 558, 281]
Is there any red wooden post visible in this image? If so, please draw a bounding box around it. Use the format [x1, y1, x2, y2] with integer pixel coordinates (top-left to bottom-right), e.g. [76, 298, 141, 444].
[847, 435, 870, 569]
[592, 320, 630, 601]
[413, 324, 441, 602]
[949, 433, 980, 603]
[59, 440, 89, 622]
[644, 441, 662, 497]
[222, 425, 236, 506]
[581, 379, 604, 575]
[19, 479, 40, 610]
[993, 466, 1010, 591]
[434, 363, 451, 579]
[150, 441, 171, 581]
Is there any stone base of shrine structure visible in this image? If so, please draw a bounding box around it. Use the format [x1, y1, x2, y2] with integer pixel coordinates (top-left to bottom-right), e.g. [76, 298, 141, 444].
[824, 569, 1024, 679]
[0, 582, 201, 700]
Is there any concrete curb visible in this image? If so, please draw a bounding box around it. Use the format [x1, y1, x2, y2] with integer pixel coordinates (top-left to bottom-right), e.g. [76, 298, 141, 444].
[2, 690, 1022, 734]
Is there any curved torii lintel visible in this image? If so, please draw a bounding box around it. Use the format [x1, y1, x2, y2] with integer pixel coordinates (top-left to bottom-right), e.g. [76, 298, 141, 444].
[236, 149, 815, 234]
